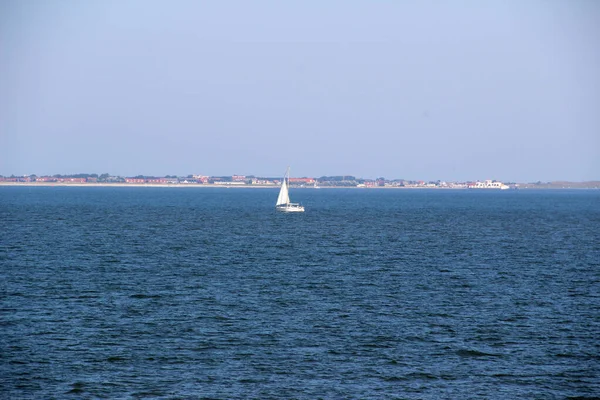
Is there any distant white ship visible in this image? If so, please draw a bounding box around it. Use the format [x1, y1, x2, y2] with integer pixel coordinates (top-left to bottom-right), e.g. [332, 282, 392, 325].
[469, 180, 509, 190]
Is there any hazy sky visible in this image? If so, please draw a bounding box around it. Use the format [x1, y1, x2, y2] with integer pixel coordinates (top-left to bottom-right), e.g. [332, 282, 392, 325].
[1, 1, 598, 181]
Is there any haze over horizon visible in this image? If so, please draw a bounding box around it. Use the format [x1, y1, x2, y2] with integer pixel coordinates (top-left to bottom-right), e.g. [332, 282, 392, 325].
[1, 1, 598, 182]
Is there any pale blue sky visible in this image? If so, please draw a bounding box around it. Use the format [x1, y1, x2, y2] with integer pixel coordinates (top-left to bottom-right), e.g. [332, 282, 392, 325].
[1, 0, 598, 181]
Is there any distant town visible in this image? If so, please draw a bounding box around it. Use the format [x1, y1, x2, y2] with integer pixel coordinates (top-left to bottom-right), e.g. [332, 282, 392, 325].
[1, 173, 599, 189]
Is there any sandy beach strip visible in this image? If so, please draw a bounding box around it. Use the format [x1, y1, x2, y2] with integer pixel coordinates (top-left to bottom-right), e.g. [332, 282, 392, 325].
[0, 182, 468, 189]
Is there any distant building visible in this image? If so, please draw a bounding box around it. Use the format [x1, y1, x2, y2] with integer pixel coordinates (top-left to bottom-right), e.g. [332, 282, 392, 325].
[251, 178, 276, 185]
[146, 178, 167, 184]
[289, 177, 315, 184]
[192, 175, 209, 183]
[58, 177, 86, 183]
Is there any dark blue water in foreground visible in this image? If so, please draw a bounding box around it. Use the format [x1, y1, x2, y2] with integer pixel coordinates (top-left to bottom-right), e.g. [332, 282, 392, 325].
[1, 187, 599, 399]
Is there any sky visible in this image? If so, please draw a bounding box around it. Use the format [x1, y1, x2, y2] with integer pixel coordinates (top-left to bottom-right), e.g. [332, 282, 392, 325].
[1, 0, 598, 182]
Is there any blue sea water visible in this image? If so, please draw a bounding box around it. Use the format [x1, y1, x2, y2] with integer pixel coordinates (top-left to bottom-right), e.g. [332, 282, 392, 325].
[1, 187, 599, 399]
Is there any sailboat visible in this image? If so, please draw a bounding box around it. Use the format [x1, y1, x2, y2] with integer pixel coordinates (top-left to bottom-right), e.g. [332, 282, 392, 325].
[276, 167, 305, 212]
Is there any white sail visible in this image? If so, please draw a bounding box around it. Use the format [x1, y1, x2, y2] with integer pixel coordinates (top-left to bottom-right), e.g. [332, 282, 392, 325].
[276, 176, 290, 206]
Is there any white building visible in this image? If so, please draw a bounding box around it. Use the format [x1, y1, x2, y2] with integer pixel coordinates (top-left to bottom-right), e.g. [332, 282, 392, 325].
[470, 180, 509, 190]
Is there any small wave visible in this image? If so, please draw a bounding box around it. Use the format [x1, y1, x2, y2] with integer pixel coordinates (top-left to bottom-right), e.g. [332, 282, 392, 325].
[238, 378, 265, 383]
[66, 382, 85, 394]
[129, 294, 161, 299]
[555, 353, 578, 358]
[382, 376, 407, 382]
[405, 335, 427, 342]
[194, 345, 219, 352]
[130, 390, 166, 397]
[457, 349, 503, 358]
[106, 356, 127, 362]
[406, 372, 439, 380]
[565, 397, 600, 400]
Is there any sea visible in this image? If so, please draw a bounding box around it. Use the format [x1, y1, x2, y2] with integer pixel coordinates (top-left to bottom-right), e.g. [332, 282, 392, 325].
[1, 186, 599, 399]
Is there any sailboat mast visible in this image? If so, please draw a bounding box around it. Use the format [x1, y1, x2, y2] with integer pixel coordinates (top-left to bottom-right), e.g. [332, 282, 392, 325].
[286, 166, 290, 197]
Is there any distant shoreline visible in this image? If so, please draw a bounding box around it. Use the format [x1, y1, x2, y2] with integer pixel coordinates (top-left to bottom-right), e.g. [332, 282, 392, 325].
[1, 182, 598, 189]
[0, 182, 274, 189]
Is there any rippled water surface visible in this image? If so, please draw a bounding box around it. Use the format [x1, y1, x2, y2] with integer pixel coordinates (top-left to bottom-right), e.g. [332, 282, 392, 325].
[1, 187, 599, 399]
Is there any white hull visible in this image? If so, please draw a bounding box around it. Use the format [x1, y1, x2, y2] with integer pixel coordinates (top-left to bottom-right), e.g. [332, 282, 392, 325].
[276, 203, 305, 212]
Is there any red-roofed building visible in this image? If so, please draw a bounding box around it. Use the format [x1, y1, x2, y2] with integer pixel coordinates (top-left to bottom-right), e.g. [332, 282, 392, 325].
[146, 178, 167, 184]
[289, 178, 315, 184]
